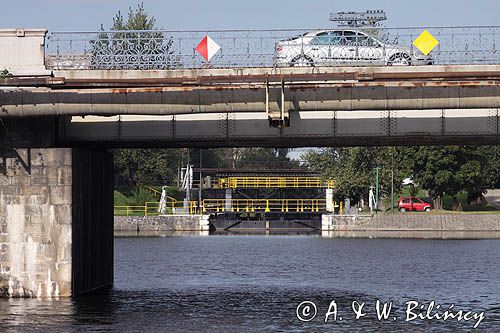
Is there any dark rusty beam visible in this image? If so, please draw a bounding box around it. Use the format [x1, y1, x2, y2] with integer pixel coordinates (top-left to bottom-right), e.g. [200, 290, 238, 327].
[2, 70, 500, 89]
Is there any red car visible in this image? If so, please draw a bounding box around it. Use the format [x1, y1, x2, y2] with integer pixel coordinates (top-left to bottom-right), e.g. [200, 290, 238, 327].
[398, 197, 433, 212]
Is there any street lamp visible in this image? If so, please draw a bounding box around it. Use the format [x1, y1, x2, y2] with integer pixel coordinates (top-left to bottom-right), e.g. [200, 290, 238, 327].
[374, 166, 380, 213]
[391, 147, 395, 213]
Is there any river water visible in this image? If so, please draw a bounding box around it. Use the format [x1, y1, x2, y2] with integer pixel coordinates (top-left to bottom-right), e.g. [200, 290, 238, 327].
[1, 233, 500, 332]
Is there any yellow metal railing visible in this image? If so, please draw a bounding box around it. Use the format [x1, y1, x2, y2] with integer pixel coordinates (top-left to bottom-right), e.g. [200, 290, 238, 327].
[145, 186, 177, 202]
[115, 198, 343, 216]
[145, 186, 162, 198]
[211, 177, 334, 189]
[114, 201, 160, 216]
[114, 200, 198, 216]
[167, 200, 198, 215]
[201, 198, 328, 213]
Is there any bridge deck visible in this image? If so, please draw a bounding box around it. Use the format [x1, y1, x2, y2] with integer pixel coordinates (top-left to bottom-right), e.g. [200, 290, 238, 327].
[1, 65, 500, 148]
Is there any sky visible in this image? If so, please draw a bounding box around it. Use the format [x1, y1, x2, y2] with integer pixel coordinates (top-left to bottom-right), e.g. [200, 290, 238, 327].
[0, 0, 499, 31]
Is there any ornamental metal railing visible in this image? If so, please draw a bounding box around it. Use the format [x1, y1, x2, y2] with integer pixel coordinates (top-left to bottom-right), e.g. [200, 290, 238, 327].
[45, 26, 500, 70]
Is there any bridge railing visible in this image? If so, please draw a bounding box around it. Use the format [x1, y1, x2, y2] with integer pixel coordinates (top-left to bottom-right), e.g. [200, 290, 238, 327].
[45, 26, 500, 70]
[113, 199, 346, 215]
[211, 177, 335, 189]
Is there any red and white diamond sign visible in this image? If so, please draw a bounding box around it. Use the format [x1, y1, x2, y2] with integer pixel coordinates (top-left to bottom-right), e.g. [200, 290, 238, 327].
[195, 35, 221, 61]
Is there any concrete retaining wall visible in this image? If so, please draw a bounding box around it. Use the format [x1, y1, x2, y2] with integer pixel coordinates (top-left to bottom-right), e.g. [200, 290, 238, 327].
[114, 215, 210, 232]
[322, 213, 500, 231]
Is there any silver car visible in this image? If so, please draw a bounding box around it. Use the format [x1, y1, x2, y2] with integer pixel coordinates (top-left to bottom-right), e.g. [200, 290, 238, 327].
[275, 29, 433, 67]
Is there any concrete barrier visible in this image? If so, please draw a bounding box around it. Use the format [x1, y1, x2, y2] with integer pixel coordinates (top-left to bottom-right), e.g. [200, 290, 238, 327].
[0, 29, 50, 75]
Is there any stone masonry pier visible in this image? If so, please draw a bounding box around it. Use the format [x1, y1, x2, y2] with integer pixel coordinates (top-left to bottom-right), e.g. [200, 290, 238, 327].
[0, 148, 113, 297]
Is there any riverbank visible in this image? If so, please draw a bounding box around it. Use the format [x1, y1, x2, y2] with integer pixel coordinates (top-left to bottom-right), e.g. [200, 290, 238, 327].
[115, 213, 500, 235]
[322, 213, 500, 231]
[114, 215, 210, 232]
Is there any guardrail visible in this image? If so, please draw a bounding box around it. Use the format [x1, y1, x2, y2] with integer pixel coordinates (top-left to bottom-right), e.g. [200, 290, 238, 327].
[45, 26, 500, 70]
[114, 201, 160, 216]
[114, 200, 198, 216]
[114, 198, 345, 215]
[201, 199, 328, 213]
[211, 177, 335, 189]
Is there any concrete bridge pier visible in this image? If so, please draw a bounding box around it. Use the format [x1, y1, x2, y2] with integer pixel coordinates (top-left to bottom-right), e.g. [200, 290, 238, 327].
[225, 189, 232, 212]
[0, 148, 113, 297]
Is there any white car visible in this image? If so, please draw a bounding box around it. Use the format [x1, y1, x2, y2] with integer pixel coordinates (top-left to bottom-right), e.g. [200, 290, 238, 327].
[275, 29, 433, 67]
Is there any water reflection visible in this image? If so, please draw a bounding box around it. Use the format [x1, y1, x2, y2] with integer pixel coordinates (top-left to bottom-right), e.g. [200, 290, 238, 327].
[116, 229, 500, 239]
[1, 234, 500, 332]
[321, 230, 500, 239]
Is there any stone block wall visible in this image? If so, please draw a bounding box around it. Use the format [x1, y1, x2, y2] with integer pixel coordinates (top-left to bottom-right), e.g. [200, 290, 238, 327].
[322, 213, 500, 231]
[0, 149, 72, 297]
[0, 148, 113, 298]
[114, 215, 210, 232]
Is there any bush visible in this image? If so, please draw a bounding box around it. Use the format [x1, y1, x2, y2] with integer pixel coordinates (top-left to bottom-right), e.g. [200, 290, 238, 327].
[114, 190, 129, 206]
[114, 186, 180, 207]
[0, 69, 12, 78]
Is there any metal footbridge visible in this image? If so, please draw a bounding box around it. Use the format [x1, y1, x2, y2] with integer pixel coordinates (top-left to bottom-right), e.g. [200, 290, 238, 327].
[210, 176, 334, 189]
[114, 176, 338, 216]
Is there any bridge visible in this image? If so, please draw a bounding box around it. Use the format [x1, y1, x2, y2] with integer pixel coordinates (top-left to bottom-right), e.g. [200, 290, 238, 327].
[3, 65, 500, 147]
[1, 26, 499, 298]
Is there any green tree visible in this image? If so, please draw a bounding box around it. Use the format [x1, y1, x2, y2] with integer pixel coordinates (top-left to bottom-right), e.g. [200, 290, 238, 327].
[236, 148, 301, 169]
[412, 146, 496, 208]
[304, 147, 414, 205]
[110, 2, 157, 31]
[305, 145, 500, 210]
[91, 2, 175, 69]
[209, 148, 301, 169]
[0, 69, 12, 78]
[114, 149, 182, 187]
[102, 3, 183, 189]
[478, 145, 500, 190]
[189, 149, 223, 169]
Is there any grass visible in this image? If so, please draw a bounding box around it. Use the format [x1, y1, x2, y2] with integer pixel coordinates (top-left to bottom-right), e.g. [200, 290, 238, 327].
[114, 186, 179, 207]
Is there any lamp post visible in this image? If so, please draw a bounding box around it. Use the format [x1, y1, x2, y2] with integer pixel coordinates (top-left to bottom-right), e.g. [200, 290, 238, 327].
[375, 166, 380, 213]
[186, 148, 190, 204]
[391, 148, 395, 213]
[198, 149, 203, 210]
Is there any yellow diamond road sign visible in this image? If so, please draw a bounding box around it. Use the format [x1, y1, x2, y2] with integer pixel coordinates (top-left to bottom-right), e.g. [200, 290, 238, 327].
[413, 30, 439, 56]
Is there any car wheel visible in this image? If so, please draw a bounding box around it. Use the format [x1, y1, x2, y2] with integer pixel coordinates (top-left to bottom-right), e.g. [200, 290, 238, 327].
[387, 53, 412, 66]
[399, 207, 406, 213]
[290, 55, 314, 67]
[425, 207, 431, 212]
